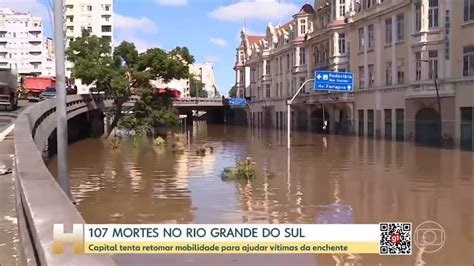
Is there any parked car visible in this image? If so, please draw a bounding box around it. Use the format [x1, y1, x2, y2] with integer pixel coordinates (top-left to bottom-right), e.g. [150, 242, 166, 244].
[39, 86, 56, 100]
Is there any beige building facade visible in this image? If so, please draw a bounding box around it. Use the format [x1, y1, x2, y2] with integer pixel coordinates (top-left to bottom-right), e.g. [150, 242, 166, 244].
[234, 0, 474, 150]
[190, 62, 218, 98]
[152, 62, 218, 98]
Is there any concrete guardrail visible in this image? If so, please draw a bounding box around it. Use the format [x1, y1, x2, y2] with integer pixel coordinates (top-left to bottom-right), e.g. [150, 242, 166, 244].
[14, 95, 116, 265]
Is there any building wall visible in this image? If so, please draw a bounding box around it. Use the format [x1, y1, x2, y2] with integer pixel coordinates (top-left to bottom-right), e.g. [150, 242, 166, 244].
[0, 8, 50, 76]
[234, 0, 474, 149]
[43, 37, 55, 76]
[190, 62, 218, 97]
[65, 0, 113, 93]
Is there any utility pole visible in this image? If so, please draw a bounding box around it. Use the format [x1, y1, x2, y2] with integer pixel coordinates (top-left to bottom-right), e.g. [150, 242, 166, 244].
[54, 0, 71, 199]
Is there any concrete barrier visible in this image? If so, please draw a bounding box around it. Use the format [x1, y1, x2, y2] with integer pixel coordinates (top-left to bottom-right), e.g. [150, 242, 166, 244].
[12, 94, 228, 265]
[14, 95, 116, 265]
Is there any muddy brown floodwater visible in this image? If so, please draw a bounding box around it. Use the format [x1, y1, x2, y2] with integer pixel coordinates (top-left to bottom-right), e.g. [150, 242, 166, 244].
[48, 123, 474, 266]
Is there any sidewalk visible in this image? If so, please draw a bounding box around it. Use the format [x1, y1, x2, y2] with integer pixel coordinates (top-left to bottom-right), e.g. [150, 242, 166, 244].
[0, 141, 20, 266]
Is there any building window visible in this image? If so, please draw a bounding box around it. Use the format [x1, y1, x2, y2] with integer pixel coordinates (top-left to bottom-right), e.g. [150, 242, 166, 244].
[0, 33, 5, 38]
[397, 58, 405, 84]
[385, 61, 392, 85]
[300, 19, 306, 35]
[300, 47, 306, 65]
[286, 53, 290, 70]
[276, 83, 279, 97]
[358, 28, 364, 51]
[460, 107, 473, 150]
[287, 81, 290, 96]
[428, 50, 438, 79]
[104, 4, 110, 11]
[67, 16, 74, 22]
[279, 56, 283, 72]
[339, 0, 346, 17]
[428, 0, 439, 28]
[385, 18, 392, 44]
[300, 77, 306, 93]
[415, 52, 422, 81]
[87, 26, 92, 32]
[265, 60, 270, 74]
[275, 57, 279, 73]
[463, 46, 474, 76]
[101, 25, 111, 32]
[102, 15, 110, 22]
[367, 110, 374, 138]
[102, 36, 111, 43]
[359, 66, 365, 88]
[368, 64, 375, 87]
[266, 84, 270, 98]
[325, 43, 329, 63]
[396, 14, 404, 41]
[280, 82, 283, 96]
[415, 3, 422, 31]
[368, 24, 374, 49]
[339, 33, 346, 54]
[465, 0, 474, 21]
[87, 5, 92, 11]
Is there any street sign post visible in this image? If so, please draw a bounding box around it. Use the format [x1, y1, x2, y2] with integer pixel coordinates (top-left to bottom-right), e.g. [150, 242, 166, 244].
[314, 70, 354, 92]
[229, 97, 247, 106]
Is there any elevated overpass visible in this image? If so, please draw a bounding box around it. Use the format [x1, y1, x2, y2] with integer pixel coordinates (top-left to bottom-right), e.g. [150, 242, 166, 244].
[124, 96, 225, 109]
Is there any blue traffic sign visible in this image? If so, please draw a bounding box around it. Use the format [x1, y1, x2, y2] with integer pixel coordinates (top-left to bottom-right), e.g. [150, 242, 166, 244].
[314, 70, 354, 92]
[229, 97, 247, 106]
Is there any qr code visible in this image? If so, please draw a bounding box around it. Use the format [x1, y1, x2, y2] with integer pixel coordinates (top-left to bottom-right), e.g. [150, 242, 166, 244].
[379, 223, 412, 255]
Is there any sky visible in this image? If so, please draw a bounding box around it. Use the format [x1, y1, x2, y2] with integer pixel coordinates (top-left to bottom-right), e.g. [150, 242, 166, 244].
[0, 0, 312, 95]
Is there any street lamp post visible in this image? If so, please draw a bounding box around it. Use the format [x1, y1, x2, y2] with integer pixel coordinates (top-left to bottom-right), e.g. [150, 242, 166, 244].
[287, 79, 314, 149]
[54, 0, 71, 199]
[419, 59, 442, 143]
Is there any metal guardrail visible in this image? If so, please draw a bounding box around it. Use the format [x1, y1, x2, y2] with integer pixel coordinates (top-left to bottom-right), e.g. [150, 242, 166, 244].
[14, 95, 116, 265]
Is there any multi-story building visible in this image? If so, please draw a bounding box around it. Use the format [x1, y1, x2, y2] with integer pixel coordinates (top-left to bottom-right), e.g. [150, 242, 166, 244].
[0, 8, 52, 76]
[234, 0, 474, 149]
[43, 37, 55, 76]
[152, 62, 218, 98]
[64, 0, 113, 92]
[190, 62, 218, 97]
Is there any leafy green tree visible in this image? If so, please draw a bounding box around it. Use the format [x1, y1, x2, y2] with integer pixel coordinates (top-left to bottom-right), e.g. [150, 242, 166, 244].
[66, 30, 193, 137]
[228, 85, 237, 97]
[189, 77, 208, 97]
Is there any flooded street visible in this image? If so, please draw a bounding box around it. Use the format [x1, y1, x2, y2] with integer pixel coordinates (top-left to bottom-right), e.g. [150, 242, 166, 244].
[48, 123, 474, 265]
